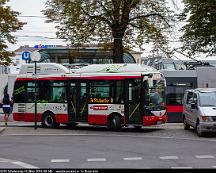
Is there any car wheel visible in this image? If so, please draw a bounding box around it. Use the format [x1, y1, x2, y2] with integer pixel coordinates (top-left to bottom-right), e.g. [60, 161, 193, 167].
[183, 117, 190, 130]
[196, 120, 204, 137]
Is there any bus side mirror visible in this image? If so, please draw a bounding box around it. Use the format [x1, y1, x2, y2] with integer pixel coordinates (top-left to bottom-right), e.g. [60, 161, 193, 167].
[191, 102, 197, 109]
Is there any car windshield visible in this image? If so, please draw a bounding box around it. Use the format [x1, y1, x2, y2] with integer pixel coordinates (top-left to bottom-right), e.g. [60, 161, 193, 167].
[199, 91, 216, 107]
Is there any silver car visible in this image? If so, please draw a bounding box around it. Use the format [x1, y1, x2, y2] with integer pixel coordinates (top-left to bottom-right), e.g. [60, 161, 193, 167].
[183, 88, 216, 137]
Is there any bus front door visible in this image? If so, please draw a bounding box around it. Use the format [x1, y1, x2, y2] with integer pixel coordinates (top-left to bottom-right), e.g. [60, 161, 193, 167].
[69, 82, 88, 122]
[126, 80, 142, 125]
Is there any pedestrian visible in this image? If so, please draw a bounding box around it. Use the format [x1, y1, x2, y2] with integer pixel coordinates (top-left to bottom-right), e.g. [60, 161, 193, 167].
[1, 92, 11, 126]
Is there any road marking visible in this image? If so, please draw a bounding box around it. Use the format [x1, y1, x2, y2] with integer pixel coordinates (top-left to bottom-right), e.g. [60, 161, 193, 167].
[0, 158, 11, 162]
[12, 161, 38, 169]
[159, 156, 179, 160]
[0, 158, 38, 168]
[51, 159, 70, 163]
[171, 167, 193, 169]
[87, 158, 106, 162]
[195, 155, 215, 159]
[123, 157, 143, 161]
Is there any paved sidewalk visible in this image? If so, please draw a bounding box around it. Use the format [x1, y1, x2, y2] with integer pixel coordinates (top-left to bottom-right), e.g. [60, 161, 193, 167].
[0, 114, 34, 133]
[0, 114, 184, 135]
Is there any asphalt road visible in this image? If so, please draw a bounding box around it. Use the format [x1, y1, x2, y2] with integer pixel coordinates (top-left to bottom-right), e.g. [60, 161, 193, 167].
[1, 123, 216, 169]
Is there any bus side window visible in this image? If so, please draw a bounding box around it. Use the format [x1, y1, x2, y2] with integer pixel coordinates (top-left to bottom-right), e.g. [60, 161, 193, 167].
[39, 81, 51, 102]
[13, 81, 27, 103]
[115, 81, 124, 103]
[51, 81, 67, 103]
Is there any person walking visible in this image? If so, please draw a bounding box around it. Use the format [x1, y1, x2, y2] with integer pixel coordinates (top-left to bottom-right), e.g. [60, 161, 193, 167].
[2, 93, 11, 126]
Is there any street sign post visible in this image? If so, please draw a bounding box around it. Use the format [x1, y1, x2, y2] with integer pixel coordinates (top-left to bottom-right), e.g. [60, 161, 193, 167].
[31, 51, 41, 130]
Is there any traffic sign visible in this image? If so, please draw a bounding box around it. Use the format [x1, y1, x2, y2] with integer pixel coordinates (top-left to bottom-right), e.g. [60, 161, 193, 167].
[31, 51, 41, 62]
[22, 51, 31, 60]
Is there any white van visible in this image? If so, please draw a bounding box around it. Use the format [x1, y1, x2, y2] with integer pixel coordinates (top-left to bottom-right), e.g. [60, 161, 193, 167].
[183, 88, 216, 136]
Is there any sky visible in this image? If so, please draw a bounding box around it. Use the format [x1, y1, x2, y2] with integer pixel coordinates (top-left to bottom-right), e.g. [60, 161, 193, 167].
[6, 0, 67, 51]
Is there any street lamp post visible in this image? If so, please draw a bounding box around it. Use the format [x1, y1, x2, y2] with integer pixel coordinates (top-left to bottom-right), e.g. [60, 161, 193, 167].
[31, 51, 41, 130]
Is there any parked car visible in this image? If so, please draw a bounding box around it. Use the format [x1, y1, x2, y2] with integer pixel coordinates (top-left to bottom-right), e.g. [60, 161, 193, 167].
[182, 88, 216, 136]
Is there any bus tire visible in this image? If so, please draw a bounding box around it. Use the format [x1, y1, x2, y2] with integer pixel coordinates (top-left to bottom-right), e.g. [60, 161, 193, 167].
[109, 115, 121, 131]
[42, 112, 59, 128]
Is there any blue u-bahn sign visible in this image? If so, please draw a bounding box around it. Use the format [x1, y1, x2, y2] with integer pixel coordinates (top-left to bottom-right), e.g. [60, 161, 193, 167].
[22, 51, 31, 60]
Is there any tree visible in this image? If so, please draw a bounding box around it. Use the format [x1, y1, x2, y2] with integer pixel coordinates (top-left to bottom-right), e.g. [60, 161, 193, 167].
[180, 0, 216, 56]
[0, 0, 25, 65]
[43, 0, 173, 63]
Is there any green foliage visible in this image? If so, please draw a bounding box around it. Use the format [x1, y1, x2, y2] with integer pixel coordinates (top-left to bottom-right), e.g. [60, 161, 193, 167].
[180, 0, 216, 55]
[0, 0, 25, 65]
[43, 0, 174, 62]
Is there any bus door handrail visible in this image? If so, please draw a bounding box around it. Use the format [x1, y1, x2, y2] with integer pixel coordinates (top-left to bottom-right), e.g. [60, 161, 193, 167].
[129, 102, 140, 119]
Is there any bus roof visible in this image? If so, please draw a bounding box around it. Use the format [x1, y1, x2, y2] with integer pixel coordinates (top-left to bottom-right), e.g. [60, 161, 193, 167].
[19, 63, 70, 75]
[17, 63, 161, 79]
[75, 63, 158, 74]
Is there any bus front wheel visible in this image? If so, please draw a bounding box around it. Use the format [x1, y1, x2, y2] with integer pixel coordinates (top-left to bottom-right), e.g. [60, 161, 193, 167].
[42, 112, 59, 128]
[109, 115, 121, 131]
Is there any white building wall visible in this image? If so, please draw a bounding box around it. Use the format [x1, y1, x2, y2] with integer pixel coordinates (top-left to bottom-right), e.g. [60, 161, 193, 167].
[197, 67, 216, 88]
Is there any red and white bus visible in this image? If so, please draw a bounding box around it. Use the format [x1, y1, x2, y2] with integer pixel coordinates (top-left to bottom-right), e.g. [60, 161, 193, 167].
[12, 63, 167, 130]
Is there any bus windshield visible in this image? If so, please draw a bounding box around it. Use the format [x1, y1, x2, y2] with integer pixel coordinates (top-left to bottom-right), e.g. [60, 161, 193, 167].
[146, 74, 166, 109]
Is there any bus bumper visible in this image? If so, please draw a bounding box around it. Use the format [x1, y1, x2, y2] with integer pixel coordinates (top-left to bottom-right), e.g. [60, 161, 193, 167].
[142, 114, 168, 126]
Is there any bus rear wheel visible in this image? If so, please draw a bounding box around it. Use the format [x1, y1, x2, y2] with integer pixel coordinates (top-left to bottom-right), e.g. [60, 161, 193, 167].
[42, 112, 59, 128]
[109, 115, 121, 131]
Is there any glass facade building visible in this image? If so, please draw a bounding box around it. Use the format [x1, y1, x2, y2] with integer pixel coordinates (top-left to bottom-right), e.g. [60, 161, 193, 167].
[37, 48, 136, 66]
